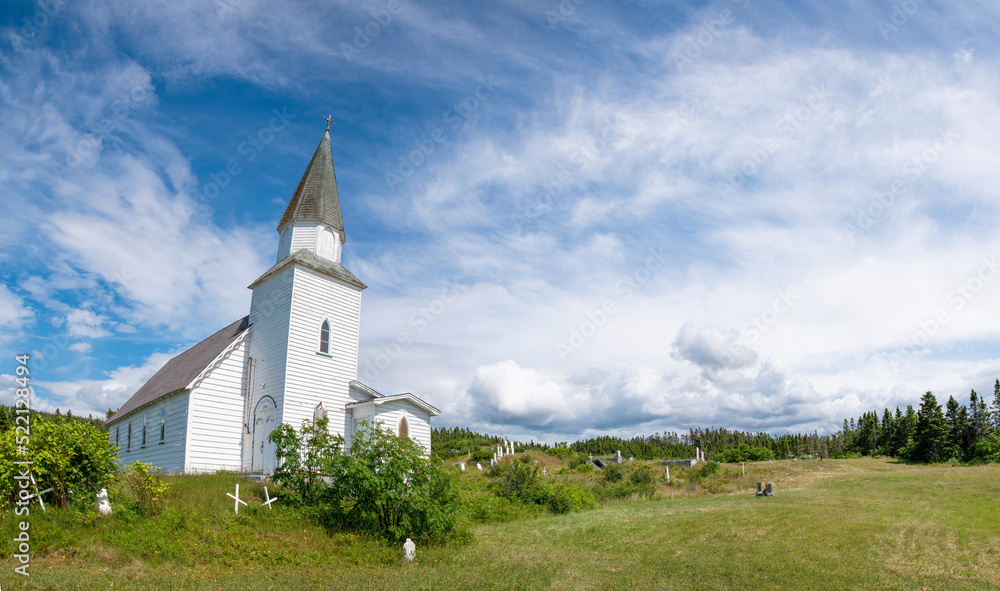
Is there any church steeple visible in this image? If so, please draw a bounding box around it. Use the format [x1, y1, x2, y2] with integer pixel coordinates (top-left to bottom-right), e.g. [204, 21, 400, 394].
[275, 123, 347, 263]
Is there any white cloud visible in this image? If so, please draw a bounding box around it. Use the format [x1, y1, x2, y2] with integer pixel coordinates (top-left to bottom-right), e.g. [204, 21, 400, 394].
[34, 351, 175, 418]
[65, 308, 112, 338]
[0, 284, 33, 331]
[67, 342, 92, 353]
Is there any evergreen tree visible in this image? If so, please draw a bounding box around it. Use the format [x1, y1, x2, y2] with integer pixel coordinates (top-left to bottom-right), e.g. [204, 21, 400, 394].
[0, 405, 11, 432]
[915, 392, 948, 463]
[944, 395, 965, 460]
[993, 379, 1000, 432]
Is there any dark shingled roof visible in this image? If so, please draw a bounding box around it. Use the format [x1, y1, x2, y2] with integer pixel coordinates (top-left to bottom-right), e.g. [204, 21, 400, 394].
[278, 131, 345, 243]
[248, 248, 367, 291]
[107, 317, 250, 425]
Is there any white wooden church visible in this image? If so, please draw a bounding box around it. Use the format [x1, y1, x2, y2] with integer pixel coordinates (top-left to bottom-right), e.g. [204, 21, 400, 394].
[106, 126, 440, 474]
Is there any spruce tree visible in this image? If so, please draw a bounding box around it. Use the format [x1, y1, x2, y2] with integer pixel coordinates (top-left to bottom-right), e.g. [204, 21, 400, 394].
[994, 379, 1000, 431]
[915, 392, 948, 463]
[944, 395, 965, 460]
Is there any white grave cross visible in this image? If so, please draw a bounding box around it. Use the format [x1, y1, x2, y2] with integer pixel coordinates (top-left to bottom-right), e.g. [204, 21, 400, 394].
[261, 486, 278, 509]
[227, 483, 248, 514]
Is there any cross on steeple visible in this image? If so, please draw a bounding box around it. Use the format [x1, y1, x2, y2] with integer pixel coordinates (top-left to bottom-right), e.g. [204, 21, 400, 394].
[323, 115, 334, 132]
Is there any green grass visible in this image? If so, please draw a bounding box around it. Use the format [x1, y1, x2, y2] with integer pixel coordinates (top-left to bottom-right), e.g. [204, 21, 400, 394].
[3, 459, 1000, 589]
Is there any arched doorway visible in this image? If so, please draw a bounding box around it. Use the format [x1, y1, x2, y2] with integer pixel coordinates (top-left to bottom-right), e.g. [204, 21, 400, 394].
[251, 396, 277, 472]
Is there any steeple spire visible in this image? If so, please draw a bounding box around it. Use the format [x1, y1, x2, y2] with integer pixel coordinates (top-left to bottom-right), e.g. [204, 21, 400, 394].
[278, 125, 345, 244]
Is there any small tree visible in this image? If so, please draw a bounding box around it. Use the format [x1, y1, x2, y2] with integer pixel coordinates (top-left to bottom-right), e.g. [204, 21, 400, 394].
[269, 416, 342, 504]
[323, 421, 457, 542]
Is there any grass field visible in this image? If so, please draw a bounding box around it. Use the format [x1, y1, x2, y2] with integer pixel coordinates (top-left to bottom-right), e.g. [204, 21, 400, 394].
[2, 458, 999, 590]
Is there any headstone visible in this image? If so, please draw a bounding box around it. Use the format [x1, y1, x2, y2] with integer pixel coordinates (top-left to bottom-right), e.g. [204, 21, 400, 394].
[665, 466, 670, 482]
[616, 450, 622, 464]
[742, 462, 745, 476]
[96, 488, 112, 515]
[460, 463, 466, 471]
[765, 482, 774, 497]
[755, 482, 763, 496]
[542, 467, 547, 476]
[696, 447, 700, 463]
[403, 538, 416, 562]
[476, 463, 482, 470]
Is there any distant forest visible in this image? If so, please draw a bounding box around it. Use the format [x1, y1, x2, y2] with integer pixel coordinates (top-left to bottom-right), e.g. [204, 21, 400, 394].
[433, 380, 1000, 465]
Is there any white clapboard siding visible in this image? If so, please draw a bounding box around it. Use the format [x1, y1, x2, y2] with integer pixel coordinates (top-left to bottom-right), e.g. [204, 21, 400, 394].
[372, 400, 432, 455]
[110, 391, 190, 473]
[247, 263, 294, 462]
[185, 338, 248, 472]
[282, 264, 362, 437]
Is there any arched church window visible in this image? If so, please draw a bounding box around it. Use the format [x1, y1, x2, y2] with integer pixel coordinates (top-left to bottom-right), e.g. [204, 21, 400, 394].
[319, 320, 331, 354]
[160, 407, 166, 442]
[127, 422, 132, 451]
[398, 417, 409, 440]
[141, 414, 147, 446]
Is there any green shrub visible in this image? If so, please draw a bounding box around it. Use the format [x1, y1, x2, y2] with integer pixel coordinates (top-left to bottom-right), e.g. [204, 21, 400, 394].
[545, 444, 574, 460]
[322, 421, 458, 543]
[269, 416, 342, 505]
[720, 444, 774, 463]
[628, 465, 655, 486]
[542, 481, 597, 513]
[121, 461, 169, 516]
[487, 458, 542, 503]
[0, 416, 118, 509]
[602, 462, 625, 483]
[699, 461, 720, 477]
[469, 448, 494, 462]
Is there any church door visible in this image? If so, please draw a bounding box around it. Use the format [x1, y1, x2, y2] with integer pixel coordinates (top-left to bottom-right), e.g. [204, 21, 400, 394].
[251, 397, 277, 472]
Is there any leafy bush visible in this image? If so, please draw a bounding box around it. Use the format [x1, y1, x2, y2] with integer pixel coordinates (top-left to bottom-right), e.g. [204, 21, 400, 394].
[542, 481, 597, 513]
[121, 461, 169, 516]
[545, 444, 574, 460]
[469, 448, 494, 462]
[720, 444, 774, 463]
[601, 462, 625, 483]
[0, 417, 118, 509]
[269, 416, 342, 504]
[487, 458, 542, 503]
[699, 461, 720, 477]
[627, 465, 655, 486]
[322, 421, 458, 543]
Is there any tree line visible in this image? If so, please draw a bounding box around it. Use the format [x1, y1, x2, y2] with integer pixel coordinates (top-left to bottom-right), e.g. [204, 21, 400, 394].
[837, 381, 1000, 463]
[434, 378, 1000, 465]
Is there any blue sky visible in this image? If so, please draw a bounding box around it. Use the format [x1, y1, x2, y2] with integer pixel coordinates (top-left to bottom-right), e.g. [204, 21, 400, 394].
[3, 0, 1000, 442]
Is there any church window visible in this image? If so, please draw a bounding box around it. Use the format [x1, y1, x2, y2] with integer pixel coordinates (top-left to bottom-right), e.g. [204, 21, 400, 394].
[115, 426, 119, 447]
[160, 407, 166, 442]
[141, 414, 147, 447]
[127, 423, 132, 451]
[398, 417, 409, 440]
[319, 320, 331, 354]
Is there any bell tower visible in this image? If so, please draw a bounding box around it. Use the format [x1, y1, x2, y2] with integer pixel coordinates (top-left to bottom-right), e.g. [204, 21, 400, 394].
[243, 121, 366, 472]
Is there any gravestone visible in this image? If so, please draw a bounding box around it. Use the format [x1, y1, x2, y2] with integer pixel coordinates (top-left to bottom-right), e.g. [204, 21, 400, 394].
[96, 488, 112, 516]
[403, 538, 416, 562]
